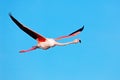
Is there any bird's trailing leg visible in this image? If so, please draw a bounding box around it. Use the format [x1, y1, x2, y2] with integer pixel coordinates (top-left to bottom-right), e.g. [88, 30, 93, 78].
[19, 46, 38, 53]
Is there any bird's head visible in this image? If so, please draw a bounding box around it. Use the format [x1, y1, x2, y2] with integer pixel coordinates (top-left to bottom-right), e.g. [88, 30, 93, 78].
[73, 39, 81, 43]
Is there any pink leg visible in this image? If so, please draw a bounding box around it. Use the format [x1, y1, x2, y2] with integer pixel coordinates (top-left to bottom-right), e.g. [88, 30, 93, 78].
[19, 46, 38, 53]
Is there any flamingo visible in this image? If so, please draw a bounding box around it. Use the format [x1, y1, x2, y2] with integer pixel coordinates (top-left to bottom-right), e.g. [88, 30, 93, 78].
[9, 14, 84, 53]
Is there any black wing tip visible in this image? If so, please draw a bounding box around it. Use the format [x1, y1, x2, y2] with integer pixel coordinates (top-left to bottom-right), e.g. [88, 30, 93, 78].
[80, 25, 84, 31]
[9, 12, 12, 17]
[68, 25, 84, 36]
[9, 13, 15, 20]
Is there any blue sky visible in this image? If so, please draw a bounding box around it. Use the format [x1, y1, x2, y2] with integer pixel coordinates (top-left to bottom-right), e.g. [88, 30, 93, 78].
[0, 0, 120, 80]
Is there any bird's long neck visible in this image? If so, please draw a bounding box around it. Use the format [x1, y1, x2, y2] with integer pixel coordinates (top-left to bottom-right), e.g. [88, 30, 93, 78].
[55, 39, 80, 46]
[56, 41, 76, 46]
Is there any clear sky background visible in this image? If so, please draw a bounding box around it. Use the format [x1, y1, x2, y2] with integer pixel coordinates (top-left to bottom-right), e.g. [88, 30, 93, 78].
[0, 0, 120, 80]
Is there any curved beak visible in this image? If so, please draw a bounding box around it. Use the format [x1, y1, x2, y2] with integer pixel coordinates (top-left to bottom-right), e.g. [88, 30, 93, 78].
[79, 40, 81, 43]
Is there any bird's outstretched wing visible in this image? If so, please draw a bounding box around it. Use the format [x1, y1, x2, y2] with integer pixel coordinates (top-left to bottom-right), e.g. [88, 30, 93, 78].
[9, 14, 46, 42]
[55, 26, 84, 40]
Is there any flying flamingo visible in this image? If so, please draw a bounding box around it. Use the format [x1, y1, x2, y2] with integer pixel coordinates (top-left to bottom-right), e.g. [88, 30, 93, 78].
[9, 14, 84, 53]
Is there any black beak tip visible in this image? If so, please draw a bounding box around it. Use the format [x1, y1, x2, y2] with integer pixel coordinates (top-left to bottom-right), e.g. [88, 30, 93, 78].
[79, 40, 81, 43]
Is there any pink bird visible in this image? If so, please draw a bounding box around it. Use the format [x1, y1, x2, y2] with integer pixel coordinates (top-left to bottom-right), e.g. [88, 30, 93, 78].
[9, 14, 84, 53]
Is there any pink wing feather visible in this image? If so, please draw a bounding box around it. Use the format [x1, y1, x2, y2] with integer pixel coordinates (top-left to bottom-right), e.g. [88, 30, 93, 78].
[55, 26, 84, 40]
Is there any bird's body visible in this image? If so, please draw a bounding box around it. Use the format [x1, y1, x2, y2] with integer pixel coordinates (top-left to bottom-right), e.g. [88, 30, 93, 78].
[9, 14, 84, 53]
[37, 38, 56, 50]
